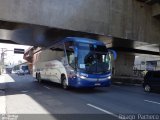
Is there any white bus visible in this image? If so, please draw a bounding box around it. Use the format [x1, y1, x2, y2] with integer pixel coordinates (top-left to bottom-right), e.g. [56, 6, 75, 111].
[33, 37, 114, 89]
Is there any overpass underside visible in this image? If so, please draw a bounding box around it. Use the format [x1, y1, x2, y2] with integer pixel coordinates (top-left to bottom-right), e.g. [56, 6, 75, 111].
[0, 20, 159, 56]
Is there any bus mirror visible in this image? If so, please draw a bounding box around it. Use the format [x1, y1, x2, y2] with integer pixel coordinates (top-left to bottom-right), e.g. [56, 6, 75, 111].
[69, 46, 74, 49]
[75, 57, 78, 71]
[75, 47, 78, 57]
[108, 50, 117, 61]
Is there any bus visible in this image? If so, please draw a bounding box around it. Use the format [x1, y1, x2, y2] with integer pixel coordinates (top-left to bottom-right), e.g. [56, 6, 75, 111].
[33, 37, 114, 89]
[12, 64, 30, 75]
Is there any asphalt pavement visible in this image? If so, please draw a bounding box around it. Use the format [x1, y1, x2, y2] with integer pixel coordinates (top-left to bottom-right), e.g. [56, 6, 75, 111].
[0, 74, 160, 120]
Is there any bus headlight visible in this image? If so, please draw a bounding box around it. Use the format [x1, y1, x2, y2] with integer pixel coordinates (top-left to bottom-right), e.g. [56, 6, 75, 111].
[107, 76, 111, 79]
[80, 76, 86, 79]
[77, 73, 88, 79]
[80, 73, 88, 77]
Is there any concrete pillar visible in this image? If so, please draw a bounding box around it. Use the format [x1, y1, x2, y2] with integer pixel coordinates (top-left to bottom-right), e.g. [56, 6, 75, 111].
[152, 3, 160, 17]
[113, 52, 135, 77]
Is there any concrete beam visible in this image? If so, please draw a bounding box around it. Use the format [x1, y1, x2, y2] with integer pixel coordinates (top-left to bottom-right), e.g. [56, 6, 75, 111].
[0, 0, 110, 35]
[152, 3, 160, 17]
[0, 0, 159, 45]
[0, 29, 12, 40]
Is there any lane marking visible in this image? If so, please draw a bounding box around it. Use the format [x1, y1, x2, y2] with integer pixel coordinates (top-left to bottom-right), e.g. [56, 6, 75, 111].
[43, 86, 51, 90]
[87, 104, 118, 118]
[144, 100, 160, 105]
[21, 90, 29, 93]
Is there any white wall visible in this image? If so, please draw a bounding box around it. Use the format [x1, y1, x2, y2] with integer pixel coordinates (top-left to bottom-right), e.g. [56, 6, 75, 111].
[113, 52, 135, 76]
[134, 55, 160, 71]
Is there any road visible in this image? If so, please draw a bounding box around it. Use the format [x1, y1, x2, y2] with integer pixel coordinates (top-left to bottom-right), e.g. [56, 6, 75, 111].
[0, 74, 160, 120]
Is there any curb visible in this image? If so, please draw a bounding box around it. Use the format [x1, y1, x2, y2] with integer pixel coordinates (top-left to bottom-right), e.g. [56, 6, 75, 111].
[113, 82, 142, 87]
[0, 75, 6, 114]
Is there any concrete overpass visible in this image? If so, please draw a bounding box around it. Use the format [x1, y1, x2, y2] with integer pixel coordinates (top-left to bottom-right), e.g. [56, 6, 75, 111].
[0, 0, 159, 45]
[0, 0, 160, 77]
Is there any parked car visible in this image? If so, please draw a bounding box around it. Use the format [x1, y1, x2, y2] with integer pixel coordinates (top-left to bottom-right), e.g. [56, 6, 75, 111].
[23, 70, 30, 74]
[143, 71, 160, 92]
[11, 70, 17, 74]
[17, 69, 25, 75]
[21, 65, 30, 74]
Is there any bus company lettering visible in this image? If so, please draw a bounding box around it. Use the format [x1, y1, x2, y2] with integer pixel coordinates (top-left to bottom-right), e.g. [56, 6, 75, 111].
[45, 63, 57, 67]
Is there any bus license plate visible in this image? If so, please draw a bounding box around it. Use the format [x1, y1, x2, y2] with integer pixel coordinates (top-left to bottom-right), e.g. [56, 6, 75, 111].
[95, 83, 101, 86]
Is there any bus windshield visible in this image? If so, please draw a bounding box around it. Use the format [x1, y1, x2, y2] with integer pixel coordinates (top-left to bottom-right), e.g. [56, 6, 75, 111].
[77, 43, 110, 74]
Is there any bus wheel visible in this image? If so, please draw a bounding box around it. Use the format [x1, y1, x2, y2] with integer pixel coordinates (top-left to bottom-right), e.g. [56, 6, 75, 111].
[37, 73, 41, 83]
[36, 73, 38, 79]
[61, 77, 68, 89]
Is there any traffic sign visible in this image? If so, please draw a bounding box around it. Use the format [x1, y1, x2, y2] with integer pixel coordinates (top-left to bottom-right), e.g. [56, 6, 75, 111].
[14, 48, 25, 54]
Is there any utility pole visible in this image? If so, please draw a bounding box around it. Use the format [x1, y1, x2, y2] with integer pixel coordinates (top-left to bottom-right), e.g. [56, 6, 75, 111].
[0, 48, 7, 74]
[0, 48, 13, 74]
[0, 48, 24, 74]
[1, 48, 7, 64]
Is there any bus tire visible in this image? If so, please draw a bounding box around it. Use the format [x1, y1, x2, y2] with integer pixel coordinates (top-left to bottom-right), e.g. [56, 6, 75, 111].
[37, 73, 41, 83]
[61, 76, 68, 90]
[36, 73, 38, 79]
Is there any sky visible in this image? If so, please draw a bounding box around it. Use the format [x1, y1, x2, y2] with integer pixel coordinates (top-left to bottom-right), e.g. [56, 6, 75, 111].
[0, 43, 31, 66]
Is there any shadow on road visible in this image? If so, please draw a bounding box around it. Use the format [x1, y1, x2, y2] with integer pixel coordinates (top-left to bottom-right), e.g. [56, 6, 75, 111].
[41, 80, 110, 94]
[0, 74, 120, 120]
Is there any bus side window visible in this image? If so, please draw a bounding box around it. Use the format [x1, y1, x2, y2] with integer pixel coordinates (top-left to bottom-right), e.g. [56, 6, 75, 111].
[61, 57, 68, 65]
[51, 43, 65, 61]
[65, 41, 75, 68]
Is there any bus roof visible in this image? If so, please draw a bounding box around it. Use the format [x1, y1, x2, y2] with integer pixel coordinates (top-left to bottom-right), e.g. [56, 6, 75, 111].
[64, 37, 105, 46]
[48, 37, 107, 49]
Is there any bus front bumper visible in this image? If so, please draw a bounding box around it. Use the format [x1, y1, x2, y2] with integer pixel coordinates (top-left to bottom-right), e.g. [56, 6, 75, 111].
[69, 77, 111, 88]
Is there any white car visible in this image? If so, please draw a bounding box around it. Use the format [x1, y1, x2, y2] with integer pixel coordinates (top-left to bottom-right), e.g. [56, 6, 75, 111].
[17, 69, 25, 75]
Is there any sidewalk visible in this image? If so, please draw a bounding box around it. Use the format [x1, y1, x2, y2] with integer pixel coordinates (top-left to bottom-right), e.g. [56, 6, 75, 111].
[0, 90, 6, 114]
[112, 76, 143, 86]
[0, 75, 6, 114]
